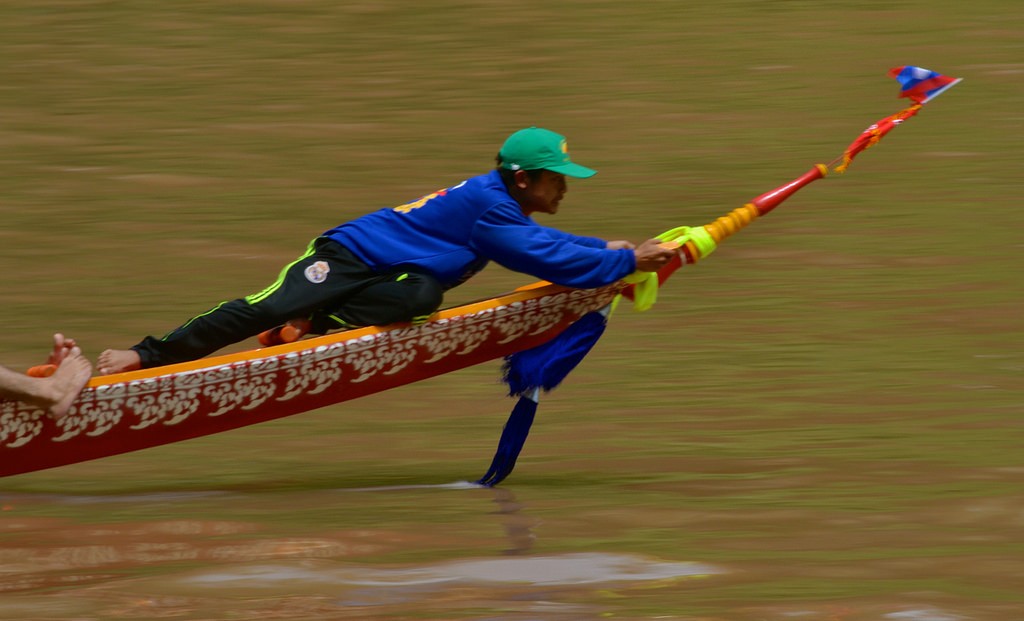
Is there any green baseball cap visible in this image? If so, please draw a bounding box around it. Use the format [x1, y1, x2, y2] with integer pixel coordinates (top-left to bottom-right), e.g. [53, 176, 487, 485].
[498, 127, 597, 178]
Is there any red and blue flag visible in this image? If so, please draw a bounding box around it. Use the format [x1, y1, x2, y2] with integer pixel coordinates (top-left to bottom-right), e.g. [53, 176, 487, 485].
[888, 65, 962, 104]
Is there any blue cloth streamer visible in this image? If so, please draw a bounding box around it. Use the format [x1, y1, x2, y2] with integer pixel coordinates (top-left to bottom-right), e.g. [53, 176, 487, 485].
[501, 309, 609, 396]
[478, 308, 609, 486]
[477, 394, 538, 487]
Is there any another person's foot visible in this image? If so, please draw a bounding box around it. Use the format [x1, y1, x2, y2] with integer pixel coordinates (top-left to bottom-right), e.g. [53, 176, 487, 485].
[97, 349, 142, 375]
[46, 346, 93, 419]
[48, 333, 78, 365]
[27, 333, 82, 377]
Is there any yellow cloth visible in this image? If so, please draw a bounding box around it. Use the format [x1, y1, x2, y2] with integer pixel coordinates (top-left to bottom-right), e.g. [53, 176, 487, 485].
[615, 225, 719, 313]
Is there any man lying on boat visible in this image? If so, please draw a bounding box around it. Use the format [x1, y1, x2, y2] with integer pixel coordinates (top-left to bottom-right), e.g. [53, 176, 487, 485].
[98, 127, 675, 375]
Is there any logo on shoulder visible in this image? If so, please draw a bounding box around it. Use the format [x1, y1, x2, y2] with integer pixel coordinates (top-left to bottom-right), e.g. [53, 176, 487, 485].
[304, 261, 330, 284]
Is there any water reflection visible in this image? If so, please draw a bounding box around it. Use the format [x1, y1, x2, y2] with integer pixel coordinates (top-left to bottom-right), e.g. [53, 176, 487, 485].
[182, 553, 719, 587]
[329, 480, 537, 555]
[0, 483, 721, 619]
[489, 486, 536, 555]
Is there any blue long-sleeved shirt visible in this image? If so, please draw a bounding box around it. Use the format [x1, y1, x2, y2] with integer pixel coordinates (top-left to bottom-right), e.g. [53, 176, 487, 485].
[323, 170, 636, 290]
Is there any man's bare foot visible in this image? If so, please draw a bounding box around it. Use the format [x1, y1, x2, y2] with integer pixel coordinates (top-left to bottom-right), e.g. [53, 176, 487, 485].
[97, 349, 142, 376]
[46, 347, 93, 419]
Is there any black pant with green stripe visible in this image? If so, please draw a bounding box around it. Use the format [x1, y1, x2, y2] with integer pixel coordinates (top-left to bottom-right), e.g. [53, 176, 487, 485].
[131, 237, 444, 368]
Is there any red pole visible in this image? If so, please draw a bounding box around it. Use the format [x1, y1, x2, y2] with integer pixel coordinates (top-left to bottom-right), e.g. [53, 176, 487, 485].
[625, 163, 829, 299]
[687, 164, 828, 259]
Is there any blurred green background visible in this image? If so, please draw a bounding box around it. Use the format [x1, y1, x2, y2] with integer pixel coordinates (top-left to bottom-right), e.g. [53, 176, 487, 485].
[2, 1, 1023, 619]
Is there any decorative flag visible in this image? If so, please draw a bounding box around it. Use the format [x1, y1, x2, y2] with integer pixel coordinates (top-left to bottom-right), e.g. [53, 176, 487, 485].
[834, 66, 961, 173]
[888, 65, 962, 104]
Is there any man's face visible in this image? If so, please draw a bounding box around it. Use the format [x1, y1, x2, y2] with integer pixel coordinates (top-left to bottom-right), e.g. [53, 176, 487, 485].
[517, 169, 568, 216]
